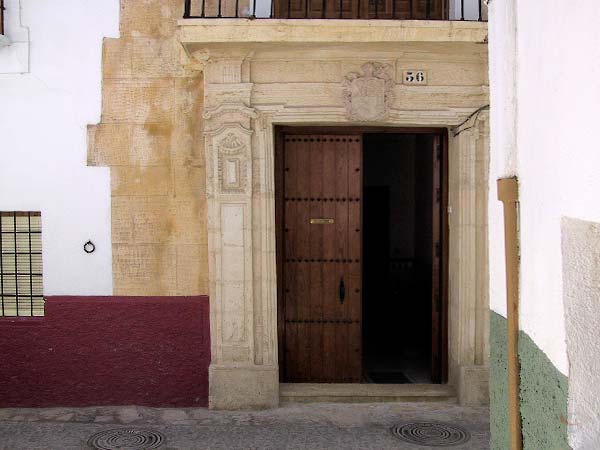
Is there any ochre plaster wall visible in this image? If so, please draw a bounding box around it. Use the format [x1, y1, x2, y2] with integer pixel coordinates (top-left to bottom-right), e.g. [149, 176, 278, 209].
[88, 0, 208, 296]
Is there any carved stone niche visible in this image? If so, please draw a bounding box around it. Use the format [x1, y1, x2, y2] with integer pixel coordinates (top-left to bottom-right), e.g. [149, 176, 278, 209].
[216, 130, 250, 195]
[203, 103, 256, 197]
[342, 62, 395, 122]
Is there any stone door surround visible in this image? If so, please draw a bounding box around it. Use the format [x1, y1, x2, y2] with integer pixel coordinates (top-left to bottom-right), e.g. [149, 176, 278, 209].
[183, 27, 490, 409]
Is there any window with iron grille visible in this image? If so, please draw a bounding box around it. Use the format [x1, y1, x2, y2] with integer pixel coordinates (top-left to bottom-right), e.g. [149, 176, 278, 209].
[0, 212, 44, 316]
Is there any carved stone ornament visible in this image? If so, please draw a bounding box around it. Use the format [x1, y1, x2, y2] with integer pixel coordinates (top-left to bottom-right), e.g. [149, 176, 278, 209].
[218, 132, 245, 154]
[217, 132, 248, 194]
[343, 62, 395, 121]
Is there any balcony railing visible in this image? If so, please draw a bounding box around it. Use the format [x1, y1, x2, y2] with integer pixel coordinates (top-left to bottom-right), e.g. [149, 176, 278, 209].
[183, 0, 487, 21]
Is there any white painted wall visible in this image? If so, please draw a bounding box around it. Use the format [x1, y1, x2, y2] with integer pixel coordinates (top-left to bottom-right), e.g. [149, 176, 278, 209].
[0, 0, 119, 295]
[0, 0, 29, 72]
[489, 0, 600, 446]
[562, 218, 600, 450]
[449, 0, 484, 21]
[487, 0, 517, 321]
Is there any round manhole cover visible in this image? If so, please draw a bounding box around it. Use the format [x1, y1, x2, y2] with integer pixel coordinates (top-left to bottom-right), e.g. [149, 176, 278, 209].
[87, 429, 165, 450]
[391, 422, 471, 447]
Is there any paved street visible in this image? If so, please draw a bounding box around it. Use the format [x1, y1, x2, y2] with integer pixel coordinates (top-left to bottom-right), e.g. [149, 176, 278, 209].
[0, 402, 489, 450]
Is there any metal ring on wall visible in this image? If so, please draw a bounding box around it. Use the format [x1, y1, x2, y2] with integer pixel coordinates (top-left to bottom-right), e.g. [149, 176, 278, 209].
[83, 240, 96, 254]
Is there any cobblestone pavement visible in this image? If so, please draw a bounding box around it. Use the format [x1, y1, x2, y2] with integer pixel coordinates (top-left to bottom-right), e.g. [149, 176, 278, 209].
[0, 402, 489, 450]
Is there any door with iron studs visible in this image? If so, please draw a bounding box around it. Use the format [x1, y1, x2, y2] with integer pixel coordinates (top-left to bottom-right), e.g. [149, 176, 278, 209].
[279, 134, 362, 382]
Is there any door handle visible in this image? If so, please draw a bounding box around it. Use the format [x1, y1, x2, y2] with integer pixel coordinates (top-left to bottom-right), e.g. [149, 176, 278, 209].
[339, 277, 346, 304]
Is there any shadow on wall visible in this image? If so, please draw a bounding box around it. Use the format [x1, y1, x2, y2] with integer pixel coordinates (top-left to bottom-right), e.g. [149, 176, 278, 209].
[0, 296, 210, 408]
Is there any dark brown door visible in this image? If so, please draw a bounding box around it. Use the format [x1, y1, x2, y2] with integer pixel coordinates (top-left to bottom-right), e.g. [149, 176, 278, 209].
[431, 134, 443, 383]
[279, 134, 362, 383]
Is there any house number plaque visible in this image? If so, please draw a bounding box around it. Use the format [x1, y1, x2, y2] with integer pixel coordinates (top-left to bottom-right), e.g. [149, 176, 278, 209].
[310, 218, 335, 225]
[403, 70, 428, 85]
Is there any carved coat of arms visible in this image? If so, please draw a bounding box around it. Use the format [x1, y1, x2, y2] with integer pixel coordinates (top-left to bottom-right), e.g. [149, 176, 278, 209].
[343, 62, 394, 122]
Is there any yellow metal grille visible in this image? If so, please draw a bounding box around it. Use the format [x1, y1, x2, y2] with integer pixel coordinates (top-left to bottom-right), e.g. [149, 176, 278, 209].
[0, 212, 44, 316]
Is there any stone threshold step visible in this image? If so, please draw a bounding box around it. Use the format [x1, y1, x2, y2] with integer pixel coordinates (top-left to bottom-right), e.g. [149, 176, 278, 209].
[280, 383, 457, 404]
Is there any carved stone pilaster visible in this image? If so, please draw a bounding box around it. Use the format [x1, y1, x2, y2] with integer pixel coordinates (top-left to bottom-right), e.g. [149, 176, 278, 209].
[204, 119, 254, 364]
[202, 56, 278, 409]
[448, 111, 490, 405]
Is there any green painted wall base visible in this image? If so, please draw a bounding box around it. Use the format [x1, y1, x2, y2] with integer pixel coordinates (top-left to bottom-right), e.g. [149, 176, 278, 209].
[489, 311, 570, 450]
[519, 330, 570, 450]
[490, 311, 510, 450]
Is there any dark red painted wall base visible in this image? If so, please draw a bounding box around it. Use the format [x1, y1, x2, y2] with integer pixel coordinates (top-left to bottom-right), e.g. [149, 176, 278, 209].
[0, 296, 210, 408]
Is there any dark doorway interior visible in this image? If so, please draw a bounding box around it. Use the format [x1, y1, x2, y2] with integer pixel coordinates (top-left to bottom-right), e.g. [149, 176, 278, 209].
[363, 133, 436, 384]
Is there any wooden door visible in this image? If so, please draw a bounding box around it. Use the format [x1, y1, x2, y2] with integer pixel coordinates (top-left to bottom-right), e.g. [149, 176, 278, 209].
[278, 134, 362, 383]
[431, 134, 443, 383]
